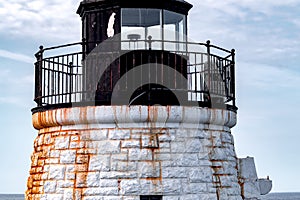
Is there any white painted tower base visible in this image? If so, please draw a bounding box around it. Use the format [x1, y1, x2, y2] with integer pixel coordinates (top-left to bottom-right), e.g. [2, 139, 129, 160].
[26, 106, 243, 200]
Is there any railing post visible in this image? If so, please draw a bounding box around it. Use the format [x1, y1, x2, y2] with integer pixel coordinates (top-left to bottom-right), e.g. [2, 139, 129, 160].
[82, 38, 86, 60]
[34, 45, 44, 106]
[206, 40, 211, 95]
[231, 49, 236, 108]
[81, 38, 87, 102]
[148, 36, 152, 50]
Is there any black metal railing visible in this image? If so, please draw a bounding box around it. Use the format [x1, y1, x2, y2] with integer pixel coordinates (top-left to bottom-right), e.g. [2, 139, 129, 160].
[33, 39, 236, 111]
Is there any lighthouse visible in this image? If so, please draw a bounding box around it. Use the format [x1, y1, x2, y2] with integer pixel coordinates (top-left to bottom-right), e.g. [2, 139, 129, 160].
[26, 0, 271, 199]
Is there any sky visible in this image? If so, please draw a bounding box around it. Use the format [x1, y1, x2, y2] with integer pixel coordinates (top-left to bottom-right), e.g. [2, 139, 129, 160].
[0, 0, 300, 194]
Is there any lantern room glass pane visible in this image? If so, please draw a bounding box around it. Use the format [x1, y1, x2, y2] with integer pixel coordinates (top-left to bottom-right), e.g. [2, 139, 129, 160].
[163, 10, 186, 52]
[121, 8, 162, 50]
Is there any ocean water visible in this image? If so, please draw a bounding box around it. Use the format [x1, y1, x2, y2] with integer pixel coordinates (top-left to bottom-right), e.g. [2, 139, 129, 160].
[0, 194, 24, 200]
[261, 193, 300, 200]
[1, 193, 300, 200]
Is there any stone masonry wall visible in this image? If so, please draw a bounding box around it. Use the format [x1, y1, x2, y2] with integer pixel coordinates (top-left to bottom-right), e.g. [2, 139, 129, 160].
[26, 106, 242, 200]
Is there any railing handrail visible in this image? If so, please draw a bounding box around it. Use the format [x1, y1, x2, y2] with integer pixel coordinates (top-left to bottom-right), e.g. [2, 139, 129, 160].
[36, 39, 234, 60]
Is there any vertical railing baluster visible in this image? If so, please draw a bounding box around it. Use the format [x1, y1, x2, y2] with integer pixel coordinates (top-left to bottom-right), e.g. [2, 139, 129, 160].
[49, 58, 52, 104]
[69, 62, 73, 103]
[206, 40, 211, 102]
[72, 55, 74, 102]
[194, 53, 197, 101]
[45, 60, 48, 104]
[67, 55, 70, 103]
[75, 54, 77, 102]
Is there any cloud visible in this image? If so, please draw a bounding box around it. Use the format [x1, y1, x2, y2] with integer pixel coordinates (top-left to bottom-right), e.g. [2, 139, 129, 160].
[0, 49, 33, 63]
[189, 0, 300, 16]
[187, 0, 300, 72]
[0, 0, 81, 42]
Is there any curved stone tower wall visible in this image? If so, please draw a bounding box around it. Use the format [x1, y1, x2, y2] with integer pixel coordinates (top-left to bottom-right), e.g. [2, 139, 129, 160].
[26, 106, 242, 200]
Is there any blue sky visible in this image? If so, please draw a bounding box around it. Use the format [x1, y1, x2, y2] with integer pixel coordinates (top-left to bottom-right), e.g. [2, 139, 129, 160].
[0, 0, 300, 194]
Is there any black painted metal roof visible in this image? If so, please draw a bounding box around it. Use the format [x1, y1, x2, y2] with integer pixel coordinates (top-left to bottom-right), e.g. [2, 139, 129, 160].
[77, 0, 193, 16]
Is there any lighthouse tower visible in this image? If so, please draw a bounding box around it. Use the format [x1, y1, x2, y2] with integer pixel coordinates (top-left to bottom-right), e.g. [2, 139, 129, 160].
[25, 0, 267, 199]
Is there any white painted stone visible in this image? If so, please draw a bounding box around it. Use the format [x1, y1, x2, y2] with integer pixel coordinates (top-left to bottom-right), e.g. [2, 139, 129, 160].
[33, 106, 237, 129]
[183, 182, 208, 194]
[222, 132, 233, 144]
[162, 167, 187, 178]
[162, 196, 179, 200]
[100, 171, 137, 179]
[55, 137, 70, 149]
[82, 196, 102, 200]
[88, 140, 120, 154]
[121, 140, 140, 148]
[181, 194, 216, 200]
[128, 149, 152, 161]
[44, 181, 57, 193]
[63, 189, 73, 200]
[49, 165, 66, 180]
[158, 142, 170, 149]
[124, 197, 140, 200]
[239, 157, 258, 179]
[185, 139, 203, 153]
[111, 154, 128, 162]
[120, 180, 140, 195]
[89, 155, 110, 171]
[89, 130, 108, 140]
[212, 135, 223, 147]
[243, 182, 261, 199]
[99, 179, 118, 187]
[154, 153, 171, 161]
[158, 134, 172, 142]
[189, 167, 212, 183]
[66, 165, 75, 172]
[170, 142, 185, 153]
[57, 180, 74, 188]
[162, 179, 181, 194]
[220, 175, 239, 187]
[211, 147, 235, 161]
[50, 150, 60, 158]
[44, 165, 50, 172]
[41, 194, 63, 200]
[222, 161, 238, 175]
[109, 129, 131, 140]
[69, 141, 85, 149]
[138, 162, 160, 178]
[187, 130, 206, 139]
[60, 150, 76, 164]
[228, 196, 243, 200]
[41, 173, 49, 180]
[141, 135, 159, 148]
[87, 172, 100, 187]
[172, 153, 199, 167]
[28, 106, 242, 200]
[227, 183, 243, 195]
[66, 173, 75, 180]
[113, 161, 137, 171]
[83, 187, 119, 195]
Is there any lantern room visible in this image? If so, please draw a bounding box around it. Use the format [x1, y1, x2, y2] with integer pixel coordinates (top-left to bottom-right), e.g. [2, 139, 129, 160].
[77, 0, 192, 53]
